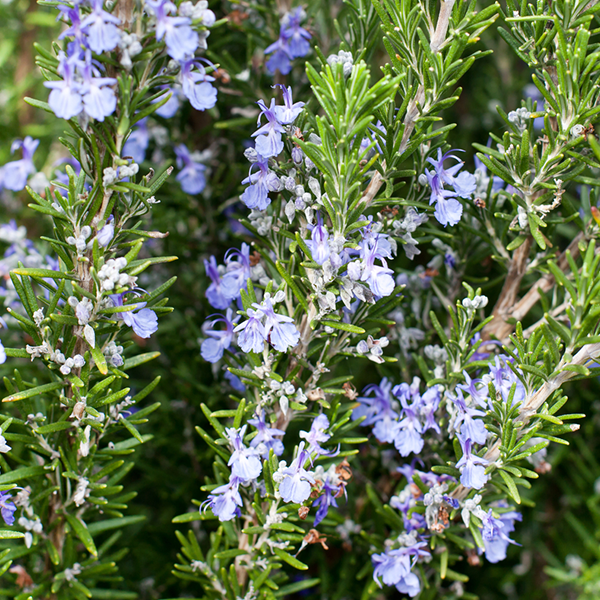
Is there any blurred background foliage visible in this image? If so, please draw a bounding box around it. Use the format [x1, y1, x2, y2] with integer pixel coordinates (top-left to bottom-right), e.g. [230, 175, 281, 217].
[1, 0, 600, 598]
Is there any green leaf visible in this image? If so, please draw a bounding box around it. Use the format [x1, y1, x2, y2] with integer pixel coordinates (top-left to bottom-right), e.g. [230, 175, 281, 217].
[273, 548, 309, 570]
[321, 321, 366, 334]
[123, 352, 160, 370]
[65, 513, 97, 557]
[3, 381, 63, 403]
[498, 469, 521, 504]
[0, 530, 24, 539]
[0, 465, 47, 484]
[11, 267, 76, 280]
[87, 515, 146, 535]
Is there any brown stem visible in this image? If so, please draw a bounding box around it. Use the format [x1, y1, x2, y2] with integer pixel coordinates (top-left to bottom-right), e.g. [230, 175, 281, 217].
[482, 236, 532, 341]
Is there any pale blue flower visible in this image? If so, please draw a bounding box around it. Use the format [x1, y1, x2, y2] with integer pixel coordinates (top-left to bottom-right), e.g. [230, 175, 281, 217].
[123, 119, 150, 163]
[175, 144, 206, 194]
[241, 154, 282, 211]
[201, 308, 238, 363]
[204, 256, 229, 309]
[456, 431, 489, 489]
[81, 0, 121, 53]
[273, 84, 305, 124]
[278, 442, 315, 503]
[2, 137, 38, 191]
[248, 410, 285, 458]
[234, 308, 266, 353]
[305, 212, 330, 265]
[202, 476, 242, 521]
[482, 504, 522, 563]
[226, 425, 262, 482]
[110, 293, 158, 339]
[221, 243, 251, 300]
[252, 99, 285, 158]
[97, 215, 114, 247]
[179, 60, 217, 111]
[146, 0, 199, 61]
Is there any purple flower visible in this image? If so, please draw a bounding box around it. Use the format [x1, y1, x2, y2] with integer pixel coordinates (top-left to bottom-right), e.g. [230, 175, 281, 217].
[80, 59, 117, 122]
[248, 410, 285, 458]
[154, 86, 182, 118]
[280, 7, 311, 58]
[234, 308, 266, 353]
[265, 38, 292, 75]
[488, 356, 526, 406]
[372, 542, 429, 597]
[226, 425, 262, 482]
[481, 505, 522, 563]
[204, 256, 229, 309]
[201, 309, 238, 363]
[97, 215, 114, 248]
[179, 60, 217, 111]
[45, 51, 84, 120]
[110, 293, 159, 339]
[221, 243, 251, 300]
[456, 370, 489, 408]
[0, 491, 16, 526]
[256, 294, 299, 352]
[278, 442, 315, 503]
[273, 84, 305, 124]
[123, 119, 150, 164]
[394, 400, 424, 457]
[202, 476, 242, 521]
[449, 389, 487, 445]
[299, 414, 332, 457]
[306, 212, 330, 265]
[456, 432, 489, 489]
[353, 378, 400, 444]
[2, 137, 39, 191]
[253, 99, 286, 158]
[175, 144, 206, 194]
[241, 154, 282, 211]
[80, 0, 121, 53]
[58, 4, 86, 46]
[146, 0, 199, 61]
[313, 465, 342, 526]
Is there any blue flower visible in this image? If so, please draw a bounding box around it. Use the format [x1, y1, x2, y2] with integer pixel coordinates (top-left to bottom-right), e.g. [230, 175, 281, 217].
[448, 389, 487, 445]
[81, 0, 122, 54]
[45, 51, 84, 120]
[0, 339, 6, 365]
[123, 119, 150, 164]
[488, 356, 526, 406]
[312, 465, 343, 525]
[353, 378, 400, 444]
[1, 137, 38, 192]
[175, 144, 206, 194]
[80, 55, 117, 122]
[110, 293, 159, 339]
[372, 542, 429, 597]
[248, 410, 285, 458]
[234, 308, 266, 353]
[299, 414, 332, 457]
[146, 0, 199, 61]
[305, 212, 330, 265]
[154, 86, 182, 118]
[265, 38, 293, 75]
[481, 506, 521, 563]
[58, 4, 86, 47]
[273, 85, 305, 124]
[278, 442, 315, 504]
[179, 60, 218, 111]
[0, 491, 16, 526]
[221, 243, 251, 300]
[456, 431, 489, 489]
[256, 294, 300, 352]
[200, 309, 238, 363]
[280, 7, 311, 58]
[226, 425, 262, 482]
[253, 99, 286, 158]
[241, 154, 282, 210]
[202, 476, 242, 521]
[97, 215, 115, 247]
[204, 256, 230, 309]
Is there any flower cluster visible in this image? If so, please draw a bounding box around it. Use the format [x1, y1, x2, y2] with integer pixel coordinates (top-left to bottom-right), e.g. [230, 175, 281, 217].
[265, 7, 311, 75]
[241, 86, 305, 211]
[204, 413, 346, 525]
[353, 377, 441, 457]
[0, 138, 39, 192]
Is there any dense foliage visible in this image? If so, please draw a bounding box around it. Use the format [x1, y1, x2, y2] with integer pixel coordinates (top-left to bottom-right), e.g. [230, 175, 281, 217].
[2, 0, 600, 599]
